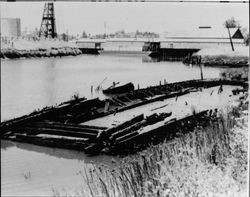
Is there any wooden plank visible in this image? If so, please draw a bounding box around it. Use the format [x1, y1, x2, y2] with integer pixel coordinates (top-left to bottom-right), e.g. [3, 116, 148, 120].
[104, 114, 144, 137]
[28, 122, 101, 134]
[20, 127, 97, 139]
[13, 133, 89, 150]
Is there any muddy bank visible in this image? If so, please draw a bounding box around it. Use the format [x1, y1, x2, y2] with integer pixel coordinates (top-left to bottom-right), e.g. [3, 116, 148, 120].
[0, 47, 82, 59]
[183, 47, 249, 67]
[220, 67, 249, 81]
[200, 55, 247, 67]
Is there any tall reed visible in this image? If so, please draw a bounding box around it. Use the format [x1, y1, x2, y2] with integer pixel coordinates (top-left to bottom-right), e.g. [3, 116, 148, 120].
[80, 104, 248, 197]
[51, 100, 248, 197]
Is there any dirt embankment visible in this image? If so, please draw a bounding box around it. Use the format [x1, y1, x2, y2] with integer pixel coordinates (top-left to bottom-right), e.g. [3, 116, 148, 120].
[0, 39, 82, 59]
[184, 46, 249, 67]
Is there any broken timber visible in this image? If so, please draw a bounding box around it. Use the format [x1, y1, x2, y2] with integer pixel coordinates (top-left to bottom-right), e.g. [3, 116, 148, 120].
[1, 78, 248, 155]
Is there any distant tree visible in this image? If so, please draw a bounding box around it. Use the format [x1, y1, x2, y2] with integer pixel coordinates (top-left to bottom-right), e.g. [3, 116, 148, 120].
[61, 33, 68, 41]
[82, 31, 88, 38]
[240, 27, 249, 46]
[244, 33, 249, 46]
[224, 17, 240, 28]
[224, 17, 241, 51]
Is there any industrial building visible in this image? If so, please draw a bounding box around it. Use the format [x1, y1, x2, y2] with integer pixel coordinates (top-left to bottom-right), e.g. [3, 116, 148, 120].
[1, 18, 21, 38]
[159, 27, 245, 49]
[75, 38, 152, 54]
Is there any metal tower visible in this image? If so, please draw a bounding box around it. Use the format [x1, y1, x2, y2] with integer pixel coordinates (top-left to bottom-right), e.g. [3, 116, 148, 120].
[39, 3, 57, 38]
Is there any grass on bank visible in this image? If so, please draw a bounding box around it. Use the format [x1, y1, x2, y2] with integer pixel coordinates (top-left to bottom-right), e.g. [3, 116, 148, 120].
[193, 46, 249, 66]
[196, 46, 249, 58]
[52, 94, 248, 197]
[220, 67, 249, 81]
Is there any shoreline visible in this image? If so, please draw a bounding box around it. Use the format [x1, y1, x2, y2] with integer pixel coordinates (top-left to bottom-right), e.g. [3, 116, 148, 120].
[183, 46, 249, 67]
[0, 47, 82, 59]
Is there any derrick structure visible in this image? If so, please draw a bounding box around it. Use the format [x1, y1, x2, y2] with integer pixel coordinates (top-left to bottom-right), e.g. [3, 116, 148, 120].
[39, 3, 57, 38]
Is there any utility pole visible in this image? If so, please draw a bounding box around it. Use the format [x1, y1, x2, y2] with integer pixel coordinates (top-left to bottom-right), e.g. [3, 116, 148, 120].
[199, 56, 203, 80]
[39, 3, 57, 38]
[104, 21, 107, 39]
[227, 27, 234, 51]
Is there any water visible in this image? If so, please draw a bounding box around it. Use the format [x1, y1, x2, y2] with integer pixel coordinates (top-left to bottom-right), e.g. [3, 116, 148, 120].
[1, 53, 226, 196]
[1, 54, 223, 121]
[1, 140, 119, 196]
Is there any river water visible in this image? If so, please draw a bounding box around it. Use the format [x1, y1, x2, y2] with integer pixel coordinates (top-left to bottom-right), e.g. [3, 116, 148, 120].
[1, 53, 227, 196]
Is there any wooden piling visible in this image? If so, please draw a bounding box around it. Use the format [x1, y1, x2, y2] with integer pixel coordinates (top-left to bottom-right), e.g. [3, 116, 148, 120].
[199, 56, 203, 80]
[91, 85, 93, 96]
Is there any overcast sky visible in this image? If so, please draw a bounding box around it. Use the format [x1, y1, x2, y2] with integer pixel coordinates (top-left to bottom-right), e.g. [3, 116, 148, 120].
[0, 2, 249, 35]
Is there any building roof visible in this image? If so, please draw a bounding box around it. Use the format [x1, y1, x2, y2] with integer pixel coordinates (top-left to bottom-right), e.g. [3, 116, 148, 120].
[160, 38, 244, 44]
[76, 39, 106, 43]
[1, 18, 21, 21]
[76, 38, 154, 43]
[162, 27, 244, 39]
[232, 28, 244, 39]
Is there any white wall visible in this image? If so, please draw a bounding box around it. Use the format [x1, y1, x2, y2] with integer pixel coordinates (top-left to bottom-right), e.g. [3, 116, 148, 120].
[76, 42, 96, 48]
[102, 40, 144, 51]
[160, 40, 245, 49]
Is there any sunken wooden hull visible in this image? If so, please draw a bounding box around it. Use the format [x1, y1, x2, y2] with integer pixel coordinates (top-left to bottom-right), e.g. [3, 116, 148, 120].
[103, 82, 135, 95]
[1, 78, 248, 155]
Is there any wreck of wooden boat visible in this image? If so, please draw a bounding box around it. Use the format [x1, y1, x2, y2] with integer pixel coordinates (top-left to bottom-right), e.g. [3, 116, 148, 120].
[1, 78, 248, 155]
[103, 82, 135, 95]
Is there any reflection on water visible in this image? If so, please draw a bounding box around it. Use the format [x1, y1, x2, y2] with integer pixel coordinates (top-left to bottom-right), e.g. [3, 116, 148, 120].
[1, 140, 119, 196]
[1, 140, 119, 164]
[141, 55, 159, 62]
[1, 140, 16, 150]
[1, 53, 226, 196]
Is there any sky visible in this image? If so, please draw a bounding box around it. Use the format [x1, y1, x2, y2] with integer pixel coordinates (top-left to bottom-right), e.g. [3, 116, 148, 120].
[0, 2, 249, 35]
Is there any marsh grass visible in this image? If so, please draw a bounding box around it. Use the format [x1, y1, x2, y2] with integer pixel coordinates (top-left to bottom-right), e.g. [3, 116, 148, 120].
[71, 92, 80, 101]
[82, 105, 247, 197]
[52, 100, 248, 197]
[220, 67, 249, 81]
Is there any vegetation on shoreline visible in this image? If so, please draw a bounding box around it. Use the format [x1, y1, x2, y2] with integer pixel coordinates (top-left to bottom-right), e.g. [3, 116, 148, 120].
[220, 67, 249, 81]
[1, 39, 82, 59]
[0, 47, 82, 59]
[188, 46, 249, 67]
[52, 93, 248, 197]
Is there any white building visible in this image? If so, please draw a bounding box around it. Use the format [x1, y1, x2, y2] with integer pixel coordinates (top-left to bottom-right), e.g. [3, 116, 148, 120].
[75, 38, 153, 53]
[102, 38, 148, 52]
[160, 27, 245, 49]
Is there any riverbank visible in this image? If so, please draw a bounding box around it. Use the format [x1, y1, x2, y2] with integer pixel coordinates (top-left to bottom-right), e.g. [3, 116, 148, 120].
[186, 46, 249, 67]
[59, 94, 248, 197]
[0, 39, 82, 59]
[220, 67, 248, 81]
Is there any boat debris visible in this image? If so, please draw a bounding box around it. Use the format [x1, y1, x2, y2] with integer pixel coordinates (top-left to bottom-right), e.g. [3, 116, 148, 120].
[1, 78, 248, 155]
[103, 82, 135, 95]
